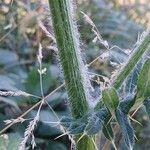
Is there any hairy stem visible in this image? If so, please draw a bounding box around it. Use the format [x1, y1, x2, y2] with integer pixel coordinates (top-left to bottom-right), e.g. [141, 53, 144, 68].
[95, 30, 150, 112]
[112, 30, 150, 89]
[48, 0, 94, 149]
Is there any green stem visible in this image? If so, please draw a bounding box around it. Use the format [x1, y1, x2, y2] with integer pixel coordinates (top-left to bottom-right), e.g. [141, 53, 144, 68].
[95, 30, 150, 111]
[48, 0, 94, 149]
[112, 30, 150, 89]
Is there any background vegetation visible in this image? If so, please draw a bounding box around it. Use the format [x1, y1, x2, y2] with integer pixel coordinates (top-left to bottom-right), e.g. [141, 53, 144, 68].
[0, 0, 150, 149]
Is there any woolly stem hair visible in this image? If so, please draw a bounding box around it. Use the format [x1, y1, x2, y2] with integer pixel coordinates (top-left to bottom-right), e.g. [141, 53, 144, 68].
[48, 0, 95, 149]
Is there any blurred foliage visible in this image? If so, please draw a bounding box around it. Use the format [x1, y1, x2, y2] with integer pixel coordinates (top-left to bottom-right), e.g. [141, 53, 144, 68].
[113, 0, 150, 26]
[0, 0, 149, 149]
[0, 133, 22, 150]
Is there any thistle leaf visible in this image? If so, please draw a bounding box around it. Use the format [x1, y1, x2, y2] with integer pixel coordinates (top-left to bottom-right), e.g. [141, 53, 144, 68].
[143, 97, 150, 118]
[68, 122, 86, 134]
[115, 108, 134, 150]
[119, 94, 136, 114]
[112, 30, 150, 89]
[85, 108, 108, 135]
[102, 122, 114, 140]
[102, 88, 119, 114]
[85, 114, 103, 135]
[137, 59, 150, 100]
[94, 100, 104, 111]
[102, 112, 114, 140]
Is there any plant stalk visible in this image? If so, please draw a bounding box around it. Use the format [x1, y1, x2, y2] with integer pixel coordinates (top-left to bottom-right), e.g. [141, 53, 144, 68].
[95, 30, 150, 112]
[48, 0, 95, 149]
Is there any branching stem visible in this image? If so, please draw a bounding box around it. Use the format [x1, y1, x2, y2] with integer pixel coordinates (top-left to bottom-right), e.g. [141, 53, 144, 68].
[112, 30, 150, 89]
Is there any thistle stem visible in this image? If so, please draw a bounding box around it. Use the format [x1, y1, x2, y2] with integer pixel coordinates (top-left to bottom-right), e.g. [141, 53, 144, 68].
[112, 30, 150, 89]
[48, 0, 94, 149]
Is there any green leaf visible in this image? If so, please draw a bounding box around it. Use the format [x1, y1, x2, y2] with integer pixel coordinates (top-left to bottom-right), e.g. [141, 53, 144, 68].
[60, 114, 89, 135]
[85, 108, 108, 135]
[0, 133, 21, 150]
[143, 97, 150, 118]
[102, 88, 119, 114]
[68, 122, 85, 134]
[102, 121, 114, 140]
[94, 100, 104, 111]
[115, 108, 134, 150]
[112, 30, 150, 89]
[119, 94, 135, 114]
[102, 112, 114, 140]
[137, 59, 150, 100]
[85, 114, 103, 135]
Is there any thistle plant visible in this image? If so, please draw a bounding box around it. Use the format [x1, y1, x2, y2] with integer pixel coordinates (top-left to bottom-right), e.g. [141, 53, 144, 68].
[48, 0, 150, 150]
[0, 1, 150, 150]
[48, 0, 95, 149]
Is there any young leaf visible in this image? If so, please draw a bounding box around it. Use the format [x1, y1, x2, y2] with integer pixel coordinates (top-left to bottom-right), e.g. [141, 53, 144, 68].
[102, 122, 114, 141]
[115, 108, 134, 150]
[68, 122, 85, 134]
[143, 97, 150, 118]
[102, 88, 119, 114]
[60, 114, 89, 135]
[94, 100, 104, 111]
[137, 59, 150, 100]
[85, 108, 108, 135]
[85, 114, 103, 135]
[119, 94, 136, 114]
[102, 112, 114, 140]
